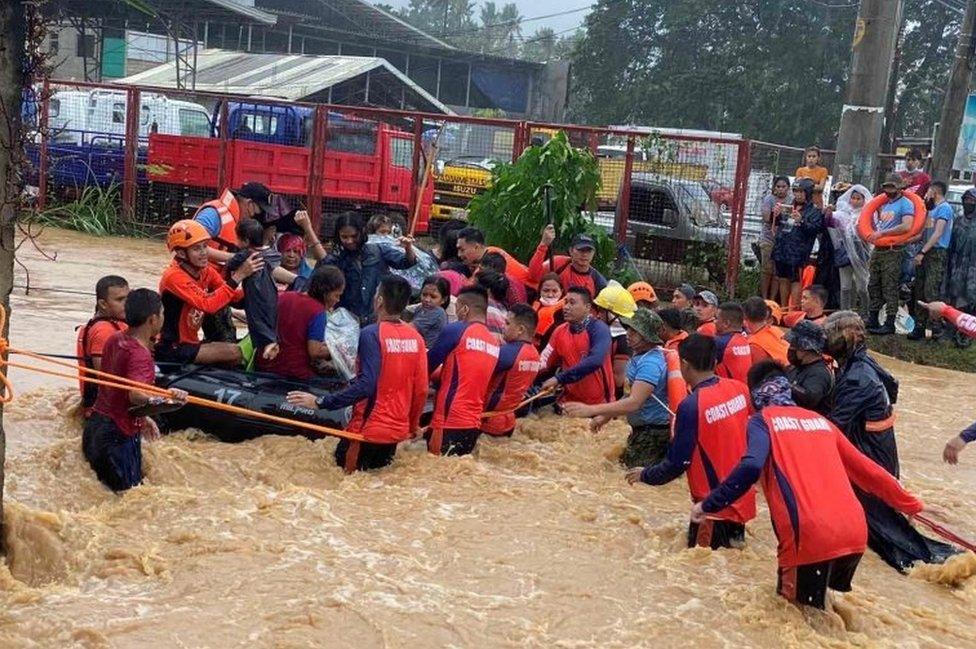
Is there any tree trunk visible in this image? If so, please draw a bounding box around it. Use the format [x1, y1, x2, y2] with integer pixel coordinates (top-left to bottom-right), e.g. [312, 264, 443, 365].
[931, 0, 976, 183]
[0, 0, 26, 554]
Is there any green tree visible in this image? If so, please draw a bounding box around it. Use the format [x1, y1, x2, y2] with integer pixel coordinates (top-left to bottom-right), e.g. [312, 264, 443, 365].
[467, 132, 613, 272]
[569, 0, 960, 148]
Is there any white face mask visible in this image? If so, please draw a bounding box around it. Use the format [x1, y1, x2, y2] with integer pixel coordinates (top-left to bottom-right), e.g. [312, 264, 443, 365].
[539, 296, 560, 307]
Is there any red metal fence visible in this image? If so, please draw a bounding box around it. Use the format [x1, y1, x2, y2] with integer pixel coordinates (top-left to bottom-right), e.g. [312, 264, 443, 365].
[26, 78, 751, 295]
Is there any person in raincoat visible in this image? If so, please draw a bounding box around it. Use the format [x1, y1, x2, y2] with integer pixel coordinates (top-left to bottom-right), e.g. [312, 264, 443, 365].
[823, 310, 957, 572]
[827, 184, 873, 314]
[943, 188, 976, 346]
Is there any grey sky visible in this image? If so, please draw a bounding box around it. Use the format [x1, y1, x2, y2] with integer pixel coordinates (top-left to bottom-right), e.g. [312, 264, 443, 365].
[376, 1, 593, 36]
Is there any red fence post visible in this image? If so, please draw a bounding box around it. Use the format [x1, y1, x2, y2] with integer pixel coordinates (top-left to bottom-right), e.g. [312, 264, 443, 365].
[307, 105, 327, 234]
[216, 100, 229, 192]
[615, 135, 635, 245]
[410, 117, 423, 224]
[727, 140, 752, 297]
[512, 121, 527, 163]
[121, 87, 140, 222]
[37, 78, 50, 213]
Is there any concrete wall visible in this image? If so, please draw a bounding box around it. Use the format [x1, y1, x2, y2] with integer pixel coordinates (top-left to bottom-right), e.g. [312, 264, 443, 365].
[529, 60, 570, 123]
[46, 24, 97, 81]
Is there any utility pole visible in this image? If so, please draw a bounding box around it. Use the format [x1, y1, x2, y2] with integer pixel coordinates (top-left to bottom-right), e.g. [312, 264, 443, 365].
[931, 0, 976, 184]
[834, 0, 904, 188]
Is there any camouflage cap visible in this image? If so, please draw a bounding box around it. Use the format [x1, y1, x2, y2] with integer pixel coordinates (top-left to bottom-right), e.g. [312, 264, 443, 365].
[620, 307, 664, 345]
[784, 319, 826, 353]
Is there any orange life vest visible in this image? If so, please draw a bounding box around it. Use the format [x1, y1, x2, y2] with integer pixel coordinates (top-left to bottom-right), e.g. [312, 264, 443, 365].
[194, 189, 242, 256]
[748, 324, 790, 365]
[663, 347, 687, 437]
[664, 329, 689, 351]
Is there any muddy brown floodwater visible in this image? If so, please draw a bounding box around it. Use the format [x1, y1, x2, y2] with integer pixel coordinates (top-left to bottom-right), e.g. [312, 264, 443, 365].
[1, 228, 975, 648]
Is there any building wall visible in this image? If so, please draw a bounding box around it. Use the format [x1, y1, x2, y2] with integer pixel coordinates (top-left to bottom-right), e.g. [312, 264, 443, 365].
[45, 24, 98, 81]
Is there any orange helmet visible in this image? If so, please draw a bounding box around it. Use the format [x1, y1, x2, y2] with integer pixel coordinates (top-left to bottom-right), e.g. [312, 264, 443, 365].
[167, 219, 210, 251]
[628, 281, 658, 304]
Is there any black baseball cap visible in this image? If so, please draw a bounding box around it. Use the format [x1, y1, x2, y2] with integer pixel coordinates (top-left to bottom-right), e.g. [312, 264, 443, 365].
[572, 234, 596, 250]
[234, 182, 273, 215]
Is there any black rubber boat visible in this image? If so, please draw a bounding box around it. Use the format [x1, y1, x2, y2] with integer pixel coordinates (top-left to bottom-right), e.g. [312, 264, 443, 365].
[152, 364, 349, 443]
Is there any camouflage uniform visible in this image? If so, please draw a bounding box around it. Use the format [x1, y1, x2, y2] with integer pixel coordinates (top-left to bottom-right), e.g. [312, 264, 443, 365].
[617, 308, 670, 469]
[868, 246, 903, 321]
[911, 248, 947, 332]
[620, 425, 671, 468]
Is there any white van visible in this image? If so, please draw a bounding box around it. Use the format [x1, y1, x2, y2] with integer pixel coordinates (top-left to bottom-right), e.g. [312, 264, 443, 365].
[46, 89, 211, 146]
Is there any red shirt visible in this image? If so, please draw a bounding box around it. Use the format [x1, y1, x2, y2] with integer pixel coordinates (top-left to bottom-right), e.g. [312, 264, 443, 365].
[259, 292, 325, 380]
[482, 341, 542, 435]
[319, 321, 428, 444]
[760, 406, 922, 567]
[541, 318, 614, 405]
[159, 261, 243, 346]
[527, 246, 608, 298]
[715, 332, 752, 384]
[688, 378, 755, 524]
[76, 316, 128, 409]
[428, 321, 500, 430]
[92, 332, 156, 436]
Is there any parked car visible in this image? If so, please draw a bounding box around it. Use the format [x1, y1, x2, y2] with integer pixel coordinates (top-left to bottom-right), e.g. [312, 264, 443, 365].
[616, 174, 730, 283]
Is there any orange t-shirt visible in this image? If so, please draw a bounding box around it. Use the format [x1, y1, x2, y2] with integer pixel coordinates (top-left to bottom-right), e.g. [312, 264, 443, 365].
[794, 165, 829, 206]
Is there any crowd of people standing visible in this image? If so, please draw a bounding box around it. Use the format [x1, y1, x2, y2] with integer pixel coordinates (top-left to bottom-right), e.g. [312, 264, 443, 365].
[71, 176, 976, 613]
[758, 146, 974, 343]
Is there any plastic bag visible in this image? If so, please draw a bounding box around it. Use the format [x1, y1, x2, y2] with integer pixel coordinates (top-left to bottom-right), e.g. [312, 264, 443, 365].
[324, 307, 360, 381]
[368, 234, 441, 292]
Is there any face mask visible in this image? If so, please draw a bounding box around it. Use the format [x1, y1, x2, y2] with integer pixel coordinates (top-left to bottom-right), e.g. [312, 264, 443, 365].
[539, 296, 560, 307]
[925, 199, 935, 210]
[787, 348, 801, 367]
[965, 202, 976, 216]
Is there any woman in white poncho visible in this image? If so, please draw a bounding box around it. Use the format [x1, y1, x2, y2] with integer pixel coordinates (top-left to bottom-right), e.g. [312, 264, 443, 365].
[828, 184, 874, 313]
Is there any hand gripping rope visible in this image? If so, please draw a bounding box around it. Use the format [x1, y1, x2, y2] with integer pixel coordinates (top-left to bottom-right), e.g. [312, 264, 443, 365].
[0, 305, 364, 442]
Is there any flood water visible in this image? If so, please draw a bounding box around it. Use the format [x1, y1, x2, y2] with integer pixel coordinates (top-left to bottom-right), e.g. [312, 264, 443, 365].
[1, 228, 974, 648]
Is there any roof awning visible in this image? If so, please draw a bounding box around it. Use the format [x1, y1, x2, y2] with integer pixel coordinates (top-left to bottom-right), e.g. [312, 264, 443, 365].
[116, 49, 454, 114]
[206, 0, 277, 25]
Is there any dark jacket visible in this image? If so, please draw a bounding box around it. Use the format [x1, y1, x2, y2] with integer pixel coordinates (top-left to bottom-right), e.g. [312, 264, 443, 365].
[829, 344, 899, 475]
[320, 243, 413, 321]
[829, 343, 957, 571]
[773, 179, 824, 268]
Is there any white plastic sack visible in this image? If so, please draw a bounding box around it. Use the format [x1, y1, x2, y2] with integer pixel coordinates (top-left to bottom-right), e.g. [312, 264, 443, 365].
[324, 307, 360, 381]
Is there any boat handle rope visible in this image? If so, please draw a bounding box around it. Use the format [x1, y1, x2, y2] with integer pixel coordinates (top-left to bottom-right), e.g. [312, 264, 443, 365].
[0, 306, 365, 442]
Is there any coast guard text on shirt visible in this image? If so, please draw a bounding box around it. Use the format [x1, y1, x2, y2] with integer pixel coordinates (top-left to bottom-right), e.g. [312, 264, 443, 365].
[704, 393, 748, 424]
[466, 337, 500, 357]
[385, 337, 421, 353]
[769, 415, 833, 433]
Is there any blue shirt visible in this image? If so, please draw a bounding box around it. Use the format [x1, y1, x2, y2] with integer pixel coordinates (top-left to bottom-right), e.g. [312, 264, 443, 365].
[873, 195, 914, 234]
[926, 201, 953, 250]
[194, 206, 222, 239]
[625, 347, 670, 427]
[320, 243, 413, 321]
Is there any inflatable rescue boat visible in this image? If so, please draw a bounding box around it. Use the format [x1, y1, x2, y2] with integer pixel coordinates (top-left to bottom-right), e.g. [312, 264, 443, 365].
[153, 364, 349, 443]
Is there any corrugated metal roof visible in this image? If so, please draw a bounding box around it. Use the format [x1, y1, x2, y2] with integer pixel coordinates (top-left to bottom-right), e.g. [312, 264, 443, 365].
[116, 49, 453, 114]
[206, 0, 277, 25]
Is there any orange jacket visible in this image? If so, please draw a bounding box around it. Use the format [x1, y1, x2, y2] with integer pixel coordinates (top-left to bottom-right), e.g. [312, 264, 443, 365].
[747, 324, 790, 365]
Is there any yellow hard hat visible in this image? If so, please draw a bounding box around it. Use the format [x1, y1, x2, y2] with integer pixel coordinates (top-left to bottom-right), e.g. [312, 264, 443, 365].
[594, 280, 637, 318]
